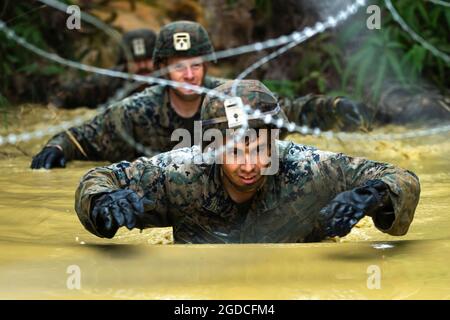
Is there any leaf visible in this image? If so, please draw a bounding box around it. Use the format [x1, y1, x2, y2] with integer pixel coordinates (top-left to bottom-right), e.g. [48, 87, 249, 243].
[263, 80, 297, 99]
[416, 2, 430, 25]
[317, 76, 327, 93]
[401, 45, 427, 77]
[355, 49, 376, 97]
[367, 34, 385, 47]
[41, 65, 65, 76]
[430, 6, 443, 29]
[386, 42, 404, 50]
[338, 20, 364, 44]
[342, 46, 373, 87]
[372, 54, 388, 102]
[386, 50, 406, 84]
[404, 4, 419, 31]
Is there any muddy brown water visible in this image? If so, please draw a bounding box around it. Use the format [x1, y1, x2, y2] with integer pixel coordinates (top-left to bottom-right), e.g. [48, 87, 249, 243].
[0, 106, 449, 299]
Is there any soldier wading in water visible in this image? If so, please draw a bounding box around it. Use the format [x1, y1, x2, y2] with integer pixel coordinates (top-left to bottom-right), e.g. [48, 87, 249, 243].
[75, 80, 420, 243]
[31, 20, 372, 170]
[48, 29, 157, 110]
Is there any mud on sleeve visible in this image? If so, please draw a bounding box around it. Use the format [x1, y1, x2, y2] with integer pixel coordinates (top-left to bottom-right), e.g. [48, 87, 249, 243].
[74, 161, 132, 236]
[75, 158, 169, 236]
[280, 94, 339, 131]
[47, 101, 137, 162]
[320, 152, 421, 236]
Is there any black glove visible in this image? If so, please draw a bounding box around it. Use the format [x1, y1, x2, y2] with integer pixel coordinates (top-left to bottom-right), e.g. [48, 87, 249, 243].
[91, 189, 149, 238]
[30, 146, 66, 169]
[317, 179, 394, 238]
[335, 98, 371, 131]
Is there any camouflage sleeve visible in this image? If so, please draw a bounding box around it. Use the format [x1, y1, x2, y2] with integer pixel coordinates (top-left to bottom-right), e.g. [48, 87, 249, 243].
[75, 158, 170, 238]
[314, 150, 420, 236]
[280, 94, 370, 131]
[49, 72, 124, 109]
[45, 100, 139, 162]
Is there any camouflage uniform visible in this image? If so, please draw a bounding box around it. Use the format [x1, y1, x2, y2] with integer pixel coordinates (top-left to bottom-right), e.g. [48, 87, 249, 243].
[49, 65, 139, 109]
[280, 94, 371, 131]
[45, 86, 369, 162]
[49, 29, 157, 109]
[74, 80, 420, 243]
[42, 21, 369, 165]
[153, 19, 370, 131]
[75, 141, 420, 243]
[47, 76, 226, 162]
[40, 21, 223, 163]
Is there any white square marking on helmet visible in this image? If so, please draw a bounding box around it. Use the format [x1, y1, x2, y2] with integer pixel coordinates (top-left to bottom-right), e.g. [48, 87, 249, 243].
[132, 38, 146, 56]
[224, 97, 245, 128]
[173, 32, 191, 51]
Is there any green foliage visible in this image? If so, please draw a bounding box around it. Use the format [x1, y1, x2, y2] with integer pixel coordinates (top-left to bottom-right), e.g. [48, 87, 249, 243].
[287, 33, 345, 96]
[254, 0, 273, 20]
[0, 1, 74, 103]
[1, 7, 39, 85]
[0, 92, 9, 108]
[0, 93, 9, 129]
[263, 80, 299, 99]
[341, 27, 401, 100]
[337, 0, 449, 102]
[282, 0, 449, 104]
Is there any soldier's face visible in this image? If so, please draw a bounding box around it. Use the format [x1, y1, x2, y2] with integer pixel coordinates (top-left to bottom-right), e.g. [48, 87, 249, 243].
[165, 56, 205, 99]
[127, 59, 153, 75]
[221, 136, 270, 195]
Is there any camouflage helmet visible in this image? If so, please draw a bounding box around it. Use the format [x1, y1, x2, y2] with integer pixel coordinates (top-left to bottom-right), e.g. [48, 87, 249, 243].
[152, 20, 215, 67]
[118, 29, 157, 63]
[201, 80, 288, 132]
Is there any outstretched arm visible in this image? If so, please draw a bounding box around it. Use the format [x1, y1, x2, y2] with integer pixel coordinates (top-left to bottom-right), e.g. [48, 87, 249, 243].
[49, 71, 124, 109]
[75, 158, 170, 238]
[280, 94, 372, 132]
[31, 99, 139, 169]
[307, 150, 420, 238]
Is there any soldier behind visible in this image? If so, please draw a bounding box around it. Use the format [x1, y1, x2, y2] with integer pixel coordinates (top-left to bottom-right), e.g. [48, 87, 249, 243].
[75, 80, 421, 244]
[31, 21, 227, 169]
[31, 20, 372, 170]
[279, 94, 372, 132]
[49, 29, 157, 109]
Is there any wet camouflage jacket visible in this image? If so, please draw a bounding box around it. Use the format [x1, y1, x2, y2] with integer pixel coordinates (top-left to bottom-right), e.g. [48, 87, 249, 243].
[75, 140, 420, 244]
[279, 94, 370, 131]
[47, 76, 227, 162]
[49, 65, 149, 109]
[46, 81, 370, 163]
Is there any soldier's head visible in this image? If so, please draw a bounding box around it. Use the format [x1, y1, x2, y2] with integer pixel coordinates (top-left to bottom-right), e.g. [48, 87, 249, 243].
[201, 80, 287, 201]
[119, 29, 157, 75]
[153, 21, 215, 101]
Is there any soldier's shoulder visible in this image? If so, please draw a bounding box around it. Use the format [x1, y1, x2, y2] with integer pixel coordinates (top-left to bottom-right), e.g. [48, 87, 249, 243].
[149, 146, 210, 183]
[104, 85, 165, 117]
[204, 76, 229, 89]
[277, 140, 317, 162]
[116, 84, 166, 110]
[277, 140, 339, 174]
